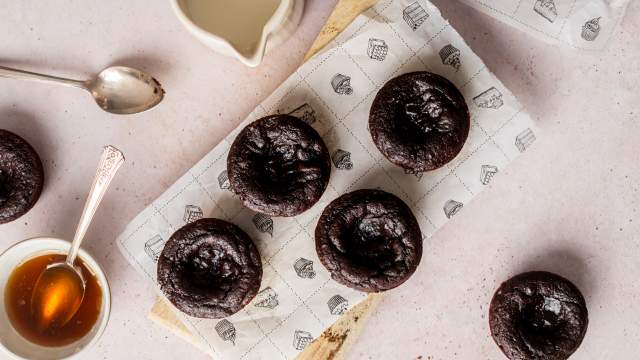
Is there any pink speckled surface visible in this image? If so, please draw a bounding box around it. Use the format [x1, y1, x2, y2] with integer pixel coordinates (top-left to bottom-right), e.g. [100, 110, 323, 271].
[1, 0, 639, 359]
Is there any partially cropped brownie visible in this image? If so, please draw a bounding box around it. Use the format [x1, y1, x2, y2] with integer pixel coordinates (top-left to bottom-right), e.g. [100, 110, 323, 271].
[0, 129, 44, 224]
[227, 114, 331, 217]
[489, 271, 588, 360]
[315, 189, 422, 292]
[157, 218, 262, 318]
[369, 71, 470, 173]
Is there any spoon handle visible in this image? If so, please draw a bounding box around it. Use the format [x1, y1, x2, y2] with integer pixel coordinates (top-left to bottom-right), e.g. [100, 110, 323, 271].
[0, 65, 86, 89]
[67, 146, 125, 266]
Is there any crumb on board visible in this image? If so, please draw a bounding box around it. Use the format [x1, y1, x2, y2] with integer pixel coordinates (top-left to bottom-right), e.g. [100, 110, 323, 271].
[320, 328, 351, 360]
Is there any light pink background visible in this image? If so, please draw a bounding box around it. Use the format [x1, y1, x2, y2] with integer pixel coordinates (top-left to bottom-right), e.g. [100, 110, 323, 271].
[1, 0, 639, 359]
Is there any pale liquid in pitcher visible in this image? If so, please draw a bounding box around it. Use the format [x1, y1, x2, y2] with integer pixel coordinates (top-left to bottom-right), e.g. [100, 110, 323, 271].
[184, 0, 281, 56]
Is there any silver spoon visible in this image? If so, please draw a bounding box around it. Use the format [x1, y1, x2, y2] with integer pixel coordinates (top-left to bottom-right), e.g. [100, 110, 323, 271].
[31, 146, 124, 331]
[0, 65, 164, 115]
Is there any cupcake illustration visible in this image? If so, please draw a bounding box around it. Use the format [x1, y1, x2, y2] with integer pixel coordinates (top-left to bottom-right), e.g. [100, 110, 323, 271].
[581, 17, 601, 41]
[439, 44, 461, 71]
[331, 74, 353, 95]
[294, 258, 316, 279]
[215, 320, 236, 345]
[332, 149, 353, 170]
[327, 294, 349, 315]
[218, 170, 231, 190]
[253, 213, 274, 237]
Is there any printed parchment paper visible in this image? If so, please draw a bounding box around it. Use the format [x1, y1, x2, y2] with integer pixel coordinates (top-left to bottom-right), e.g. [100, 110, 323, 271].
[457, 0, 631, 50]
[117, 0, 538, 358]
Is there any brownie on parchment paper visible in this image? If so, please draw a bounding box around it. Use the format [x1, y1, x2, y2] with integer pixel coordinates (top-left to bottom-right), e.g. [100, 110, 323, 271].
[369, 71, 470, 173]
[227, 114, 331, 217]
[157, 218, 262, 319]
[315, 189, 422, 293]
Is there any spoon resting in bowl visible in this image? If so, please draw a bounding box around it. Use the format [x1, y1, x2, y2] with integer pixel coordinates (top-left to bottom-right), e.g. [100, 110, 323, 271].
[31, 146, 124, 331]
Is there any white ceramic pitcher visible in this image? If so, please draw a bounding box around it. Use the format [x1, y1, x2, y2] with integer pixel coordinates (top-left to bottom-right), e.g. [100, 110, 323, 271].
[171, 0, 304, 67]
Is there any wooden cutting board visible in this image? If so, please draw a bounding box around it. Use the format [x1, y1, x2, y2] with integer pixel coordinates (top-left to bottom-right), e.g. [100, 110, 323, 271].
[148, 1, 382, 359]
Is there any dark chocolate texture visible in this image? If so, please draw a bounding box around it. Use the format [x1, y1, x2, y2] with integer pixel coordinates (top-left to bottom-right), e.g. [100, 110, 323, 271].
[227, 115, 331, 217]
[315, 189, 422, 292]
[0, 129, 44, 224]
[369, 71, 470, 172]
[489, 271, 589, 360]
[157, 218, 262, 319]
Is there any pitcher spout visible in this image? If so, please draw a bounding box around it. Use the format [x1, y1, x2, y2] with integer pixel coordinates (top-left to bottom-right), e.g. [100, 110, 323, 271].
[171, 0, 304, 67]
[233, 33, 270, 68]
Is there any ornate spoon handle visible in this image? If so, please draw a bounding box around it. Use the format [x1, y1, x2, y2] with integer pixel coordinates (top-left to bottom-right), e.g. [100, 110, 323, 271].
[67, 145, 125, 265]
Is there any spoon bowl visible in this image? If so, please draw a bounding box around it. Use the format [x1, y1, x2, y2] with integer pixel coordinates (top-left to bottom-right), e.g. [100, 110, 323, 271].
[30, 263, 85, 331]
[87, 66, 164, 115]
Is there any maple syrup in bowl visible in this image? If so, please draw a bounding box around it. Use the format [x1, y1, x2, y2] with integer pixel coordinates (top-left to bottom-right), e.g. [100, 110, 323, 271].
[0, 238, 110, 360]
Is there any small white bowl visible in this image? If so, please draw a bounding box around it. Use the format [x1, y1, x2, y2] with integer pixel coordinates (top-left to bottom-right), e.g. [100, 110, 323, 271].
[0, 238, 111, 360]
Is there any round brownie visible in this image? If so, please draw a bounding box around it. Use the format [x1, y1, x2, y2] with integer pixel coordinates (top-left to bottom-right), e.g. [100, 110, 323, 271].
[227, 114, 331, 217]
[0, 130, 44, 224]
[369, 71, 470, 173]
[315, 189, 422, 292]
[157, 218, 262, 319]
[489, 271, 588, 360]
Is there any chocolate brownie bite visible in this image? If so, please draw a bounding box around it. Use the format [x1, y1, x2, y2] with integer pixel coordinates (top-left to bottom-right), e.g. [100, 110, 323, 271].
[315, 189, 422, 292]
[157, 218, 262, 319]
[489, 271, 589, 360]
[369, 71, 470, 173]
[0, 130, 44, 224]
[227, 114, 331, 217]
